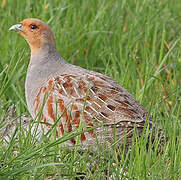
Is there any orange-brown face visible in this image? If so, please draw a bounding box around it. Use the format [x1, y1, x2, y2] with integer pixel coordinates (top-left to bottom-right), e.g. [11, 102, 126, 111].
[9, 18, 55, 56]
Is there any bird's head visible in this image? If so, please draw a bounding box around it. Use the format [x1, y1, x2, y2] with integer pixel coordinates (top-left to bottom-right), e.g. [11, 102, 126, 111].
[9, 18, 55, 56]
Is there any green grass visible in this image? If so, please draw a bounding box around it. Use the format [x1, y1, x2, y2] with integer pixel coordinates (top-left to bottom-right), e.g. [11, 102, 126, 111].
[0, 0, 180, 179]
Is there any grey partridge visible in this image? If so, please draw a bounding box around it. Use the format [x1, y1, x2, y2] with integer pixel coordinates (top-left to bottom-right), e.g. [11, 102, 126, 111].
[9, 18, 163, 149]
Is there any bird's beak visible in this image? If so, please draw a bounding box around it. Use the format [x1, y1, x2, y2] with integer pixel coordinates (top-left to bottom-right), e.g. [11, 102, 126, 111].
[9, 24, 22, 32]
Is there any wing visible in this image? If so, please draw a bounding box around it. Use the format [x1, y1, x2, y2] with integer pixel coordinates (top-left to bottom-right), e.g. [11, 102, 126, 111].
[33, 72, 150, 145]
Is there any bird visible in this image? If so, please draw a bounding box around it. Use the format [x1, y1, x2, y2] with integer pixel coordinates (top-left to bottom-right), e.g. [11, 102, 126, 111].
[9, 18, 164, 150]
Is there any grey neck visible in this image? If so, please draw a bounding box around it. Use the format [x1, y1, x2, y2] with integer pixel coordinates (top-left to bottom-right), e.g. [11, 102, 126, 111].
[27, 43, 68, 81]
[30, 43, 62, 65]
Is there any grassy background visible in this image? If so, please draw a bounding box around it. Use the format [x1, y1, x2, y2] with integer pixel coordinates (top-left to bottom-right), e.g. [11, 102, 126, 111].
[0, 0, 180, 179]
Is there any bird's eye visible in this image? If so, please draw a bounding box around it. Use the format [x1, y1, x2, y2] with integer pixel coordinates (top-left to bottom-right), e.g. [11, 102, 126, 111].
[30, 25, 38, 30]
